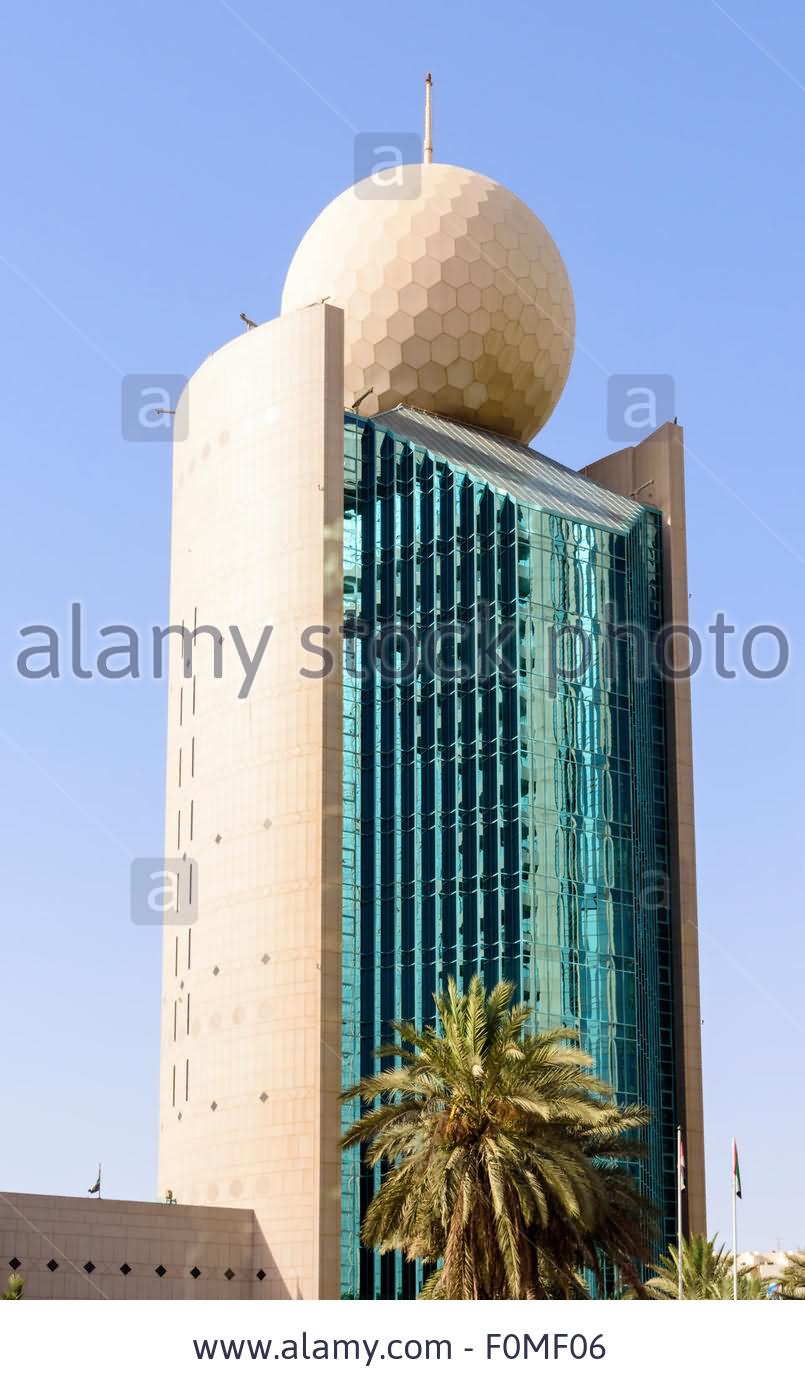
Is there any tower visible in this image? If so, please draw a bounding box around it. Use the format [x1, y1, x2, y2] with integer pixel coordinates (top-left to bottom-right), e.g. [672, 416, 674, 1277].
[159, 94, 705, 1298]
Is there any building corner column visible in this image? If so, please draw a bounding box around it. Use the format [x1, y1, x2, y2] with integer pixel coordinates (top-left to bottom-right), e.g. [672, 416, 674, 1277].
[582, 423, 706, 1236]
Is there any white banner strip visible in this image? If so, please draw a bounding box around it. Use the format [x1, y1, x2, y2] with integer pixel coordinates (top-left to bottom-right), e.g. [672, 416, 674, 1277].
[2, 1299, 798, 1386]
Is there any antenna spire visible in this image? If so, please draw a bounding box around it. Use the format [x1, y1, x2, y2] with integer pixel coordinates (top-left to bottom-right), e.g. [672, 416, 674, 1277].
[424, 72, 433, 164]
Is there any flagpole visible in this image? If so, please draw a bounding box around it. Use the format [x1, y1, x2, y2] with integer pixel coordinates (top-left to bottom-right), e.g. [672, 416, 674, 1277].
[732, 1138, 738, 1300]
[677, 1125, 683, 1301]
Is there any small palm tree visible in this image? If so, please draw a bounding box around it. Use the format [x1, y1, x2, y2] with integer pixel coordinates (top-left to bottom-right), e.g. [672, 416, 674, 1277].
[341, 975, 655, 1299]
[779, 1252, 805, 1299]
[644, 1234, 765, 1299]
[1, 1273, 24, 1300]
[737, 1271, 769, 1300]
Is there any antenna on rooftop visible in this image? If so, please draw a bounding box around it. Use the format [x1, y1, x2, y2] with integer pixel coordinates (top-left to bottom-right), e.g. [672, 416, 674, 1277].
[424, 72, 433, 164]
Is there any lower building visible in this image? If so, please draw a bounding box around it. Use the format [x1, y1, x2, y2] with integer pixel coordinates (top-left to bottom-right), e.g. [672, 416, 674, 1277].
[0, 1191, 259, 1299]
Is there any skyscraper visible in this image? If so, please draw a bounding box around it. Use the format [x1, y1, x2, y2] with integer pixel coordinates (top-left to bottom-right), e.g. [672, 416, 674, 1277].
[159, 146, 704, 1299]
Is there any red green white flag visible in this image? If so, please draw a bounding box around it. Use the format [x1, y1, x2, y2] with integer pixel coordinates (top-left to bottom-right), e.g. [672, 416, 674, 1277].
[732, 1139, 742, 1199]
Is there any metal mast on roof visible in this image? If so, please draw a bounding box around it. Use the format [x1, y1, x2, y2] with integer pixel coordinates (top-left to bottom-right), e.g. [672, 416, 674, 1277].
[424, 72, 433, 164]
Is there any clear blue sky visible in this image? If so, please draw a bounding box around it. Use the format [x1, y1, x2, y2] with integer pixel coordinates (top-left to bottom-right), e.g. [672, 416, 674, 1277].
[1, 1, 803, 1253]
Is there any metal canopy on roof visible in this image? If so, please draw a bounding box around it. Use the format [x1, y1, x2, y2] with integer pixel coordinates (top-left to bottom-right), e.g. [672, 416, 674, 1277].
[370, 405, 646, 534]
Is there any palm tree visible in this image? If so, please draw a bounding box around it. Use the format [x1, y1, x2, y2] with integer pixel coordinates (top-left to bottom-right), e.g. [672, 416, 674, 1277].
[341, 975, 655, 1299]
[738, 1271, 770, 1300]
[1, 1273, 24, 1300]
[643, 1233, 766, 1299]
[779, 1251, 805, 1299]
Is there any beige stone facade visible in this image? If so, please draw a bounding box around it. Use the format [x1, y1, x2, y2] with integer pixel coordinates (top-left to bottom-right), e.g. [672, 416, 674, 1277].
[0, 1191, 256, 1299]
[158, 302, 345, 1298]
[583, 423, 707, 1237]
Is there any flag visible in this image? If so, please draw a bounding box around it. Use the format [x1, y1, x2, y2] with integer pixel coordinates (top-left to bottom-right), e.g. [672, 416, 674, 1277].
[732, 1140, 742, 1199]
[678, 1130, 686, 1191]
[88, 1164, 101, 1196]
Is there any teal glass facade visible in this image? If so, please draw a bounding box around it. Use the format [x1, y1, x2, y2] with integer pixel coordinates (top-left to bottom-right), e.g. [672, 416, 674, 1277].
[340, 413, 677, 1299]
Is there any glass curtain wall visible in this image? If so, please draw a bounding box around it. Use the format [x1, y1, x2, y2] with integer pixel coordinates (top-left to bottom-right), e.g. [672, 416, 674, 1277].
[340, 415, 676, 1299]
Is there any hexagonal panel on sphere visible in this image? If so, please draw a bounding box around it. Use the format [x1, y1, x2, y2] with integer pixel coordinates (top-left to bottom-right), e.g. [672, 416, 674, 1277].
[281, 164, 574, 443]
